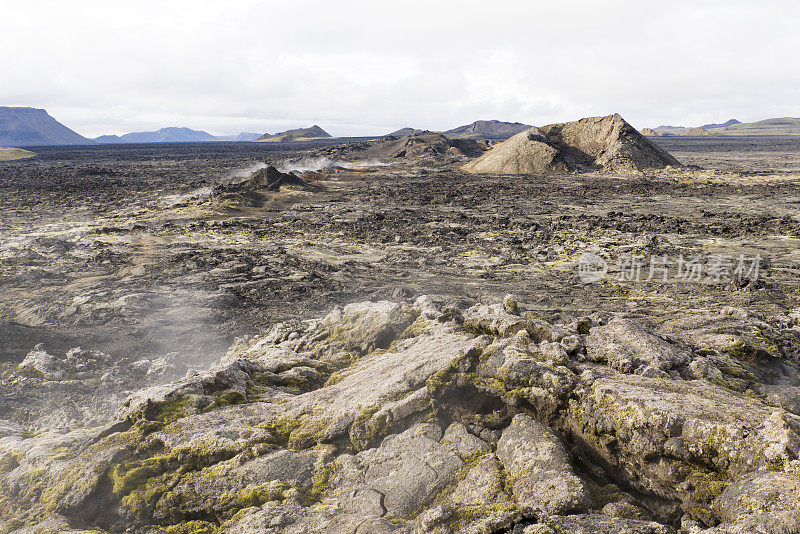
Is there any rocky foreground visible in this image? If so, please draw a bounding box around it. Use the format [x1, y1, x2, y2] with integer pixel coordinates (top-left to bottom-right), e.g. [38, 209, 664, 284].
[3, 295, 800, 533]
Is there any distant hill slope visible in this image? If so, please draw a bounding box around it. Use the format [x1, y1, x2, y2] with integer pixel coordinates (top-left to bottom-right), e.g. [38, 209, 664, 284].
[386, 127, 424, 137]
[652, 125, 686, 136]
[0, 107, 93, 147]
[233, 132, 261, 142]
[0, 147, 36, 161]
[257, 125, 332, 142]
[719, 118, 800, 136]
[96, 130, 262, 143]
[681, 127, 714, 136]
[640, 128, 664, 137]
[443, 120, 532, 140]
[94, 135, 124, 144]
[645, 118, 800, 136]
[94, 127, 219, 144]
[702, 119, 740, 129]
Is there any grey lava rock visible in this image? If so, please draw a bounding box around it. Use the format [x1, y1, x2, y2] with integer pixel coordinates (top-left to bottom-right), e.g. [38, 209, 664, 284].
[3, 296, 800, 533]
[496, 414, 592, 514]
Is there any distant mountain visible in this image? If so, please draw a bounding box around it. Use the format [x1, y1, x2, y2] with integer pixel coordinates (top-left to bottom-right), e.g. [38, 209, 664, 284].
[257, 125, 332, 142]
[233, 132, 261, 142]
[681, 127, 714, 136]
[442, 120, 532, 140]
[0, 107, 93, 147]
[96, 130, 263, 143]
[94, 135, 125, 144]
[94, 127, 218, 144]
[652, 125, 687, 136]
[386, 127, 424, 137]
[719, 117, 800, 136]
[640, 128, 666, 137]
[646, 118, 800, 137]
[701, 119, 740, 129]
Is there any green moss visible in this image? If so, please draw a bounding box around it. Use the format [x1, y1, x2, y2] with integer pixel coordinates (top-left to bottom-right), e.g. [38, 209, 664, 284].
[594, 393, 645, 428]
[395, 315, 429, 342]
[145, 395, 192, 425]
[711, 375, 744, 392]
[307, 461, 341, 501]
[280, 373, 314, 390]
[676, 460, 732, 509]
[212, 390, 246, 408]
[217, 481, 288, 515]
[426, 363, 459, 397]
[325, 306, 419, 355]
[349, 405, 381, 450]
[702, 427, 733, 458]
[287, 417, 330, 449]
[161, 520, 218, 533]
[109, 442, 238, 520]
[323, 368, 349, 387]
[40, 464, 95, 513]
[261, 415, 329, 450]
[261, 416, 302, 446]
[751, 328, 781, 357]
[0, 452, 20, 475]
[447, 503, 518, 529]
[110, 455, 171, 496]
[586, 480, 626, 507]
[767, 458, 786, 471]
[220, 507, 259, 529]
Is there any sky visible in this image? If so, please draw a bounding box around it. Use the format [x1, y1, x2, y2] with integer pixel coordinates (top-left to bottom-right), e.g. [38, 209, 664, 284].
[2, 0, 798, 137]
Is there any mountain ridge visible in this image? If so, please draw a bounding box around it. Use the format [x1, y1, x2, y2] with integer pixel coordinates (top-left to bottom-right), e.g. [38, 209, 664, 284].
[645, 117, 800, 136]
[443, 119, 532, 140]
[257, 125, 332, 142]
[0, 107, 93, 146]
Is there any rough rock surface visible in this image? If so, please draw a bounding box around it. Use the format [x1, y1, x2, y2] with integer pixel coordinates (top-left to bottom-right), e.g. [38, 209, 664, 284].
[463, 114, 681, 175]
[359, 131, 485, 160]
[496, 414, 591, 513]
[3, 296, 800, 533]
[210, 165, 313, 206]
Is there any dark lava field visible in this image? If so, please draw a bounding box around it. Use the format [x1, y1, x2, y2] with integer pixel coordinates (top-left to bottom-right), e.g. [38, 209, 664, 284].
[2, 137, 800, 369]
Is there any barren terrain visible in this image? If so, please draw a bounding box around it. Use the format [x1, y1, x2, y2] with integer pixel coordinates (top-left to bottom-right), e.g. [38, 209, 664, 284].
[4, 136, 800, 533]
[2, 137, 800, 367]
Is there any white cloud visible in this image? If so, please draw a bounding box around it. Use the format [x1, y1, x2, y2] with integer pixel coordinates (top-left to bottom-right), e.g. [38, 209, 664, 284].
[1, 0, 798, 137]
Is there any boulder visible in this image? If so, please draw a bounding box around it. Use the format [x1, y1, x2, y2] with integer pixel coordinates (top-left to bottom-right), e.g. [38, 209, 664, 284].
[496, 414, 591, 514]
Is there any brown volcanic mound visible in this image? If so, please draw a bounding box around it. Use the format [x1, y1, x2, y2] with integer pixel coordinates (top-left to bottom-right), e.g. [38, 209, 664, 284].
[461, 128, 570, 175]
[365, 131, 485, 159]
[241, 165, 310, 191]
[463, 114, 681, 175]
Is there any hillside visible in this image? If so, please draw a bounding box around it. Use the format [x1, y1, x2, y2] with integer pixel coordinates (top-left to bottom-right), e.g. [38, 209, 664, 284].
[257, 125, 332, 142]
[0, 107, 93, 146]
[386, 127, 424, 137]
[96, 130, 262, 143]
[651, 125, 686, 136]
[702, 118, 740, 129]
[94, 127, 219, 144]
[443, 119, 532, 140]
[719, 117, 800, 136]
[0, 147, 36, 161]
[233, 132, 261, 142]
[645, 117, 800, 136]
[681, 127, 714, 136]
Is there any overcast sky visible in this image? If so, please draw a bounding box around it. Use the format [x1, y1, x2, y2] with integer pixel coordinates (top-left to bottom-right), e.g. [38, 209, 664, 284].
[2, 0, 798, 137]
